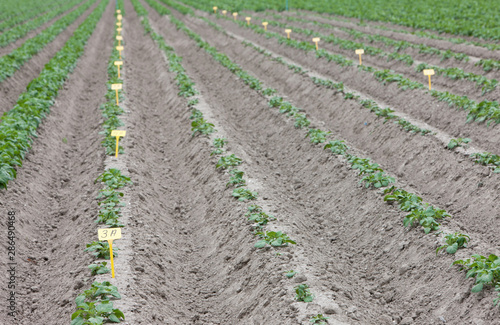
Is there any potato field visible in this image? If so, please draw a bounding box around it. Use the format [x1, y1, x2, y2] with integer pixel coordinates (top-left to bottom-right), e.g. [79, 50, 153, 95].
[0, 0, 499, 324]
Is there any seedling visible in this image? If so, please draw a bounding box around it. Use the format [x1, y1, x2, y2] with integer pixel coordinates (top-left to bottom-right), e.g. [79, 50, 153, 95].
[295, 284, 314, 302]
[294, 113, 311, 129]
[255, 231, 296, 248]
[310, 314, 329, 324]
[71, 300, 125, 325]
[88, 262, 111, 276]
[306, 128, 330, 144]
[436, 232, 470, 255]
[84, 241, 118, 260]
[187, 98, 199, 107]
[268, 96, 283, 108]
[403, 204, 449, 233]
[227, 169, 246, 187]
[211, 138, 227, 156]
[245, 205, 275, 229]
[285, 270, 297, 278]
[77, 281, 121, 302]
[190, 109, 203, 120]
[191, 118, 215, 136]
[95, 169, 132, 189]
[262, 88, 277, 96]
[360, 171, 395, 189]
[470, 152, 500, 173]
[232, 188, 258, 201]
[447, 138, 471, 149]
[324, 140, 348, 155]
[216, 154, 242, 169]
[454, 254, 500, 299]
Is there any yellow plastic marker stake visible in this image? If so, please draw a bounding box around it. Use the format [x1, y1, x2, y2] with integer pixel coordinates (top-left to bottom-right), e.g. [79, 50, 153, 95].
[213, 6, 217, 13]
[116, 9, 121, 14]
[261, 22, 269, 31]
[423, 69, 435, 90]
[285, 29, 291, 39]
[222, 10, 227, 16]
[116, 35, 123, 47]
[116, 21, 122, 27]
[233, 12, 238, 20]
[110, 130, 126, 158]
[116, 45, 124, 59]
[117, 27, 122, 35]
[355, 49, 364, 65]
[312, 37, 320, 50]
[111, 83, 122, 106]
[98, 228, 122, 278]
[245, 17, 251, 25]
[114, 61, 123, 78]
[117, 14, 123, 21]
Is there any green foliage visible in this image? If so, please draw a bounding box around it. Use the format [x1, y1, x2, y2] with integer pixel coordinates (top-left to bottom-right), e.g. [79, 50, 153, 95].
[77, 281, 121, 302]
[226, 169, 246, 187]
[232, 188, 258, 201]
[295, 284, 313, 302]
[191, 117, 215, 136]
[0, 0, 96, 82]
[84, 241, 117, 260]
[216, 154, 242, 169]
[454, 254, 500, 301]
[245, 205, 275, 229]
[310, 314, 329, 324]
[211, 138, 227, 156]
[436, 232, 470, 255]
[447, 137, 471, 149]
[95, 169, 132, 189]
[294, 113, 311, 129]
[88, 262, 110, 276]
[255, 231, 296, 248]
[471, 152, 500, 173]
[324, 140, 349, 155]
[0, 0, 108, 189]
[284, 270, 297, 278]
[262, 88, 277, 96]
[71, 300, 125, 325]
[0, 0, 85, 47]
[360, 171, 395, 189]
[306, 128, 330, 144]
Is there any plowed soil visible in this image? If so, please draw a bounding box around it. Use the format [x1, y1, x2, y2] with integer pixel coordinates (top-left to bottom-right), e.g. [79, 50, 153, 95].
[1, 0, 499, 324]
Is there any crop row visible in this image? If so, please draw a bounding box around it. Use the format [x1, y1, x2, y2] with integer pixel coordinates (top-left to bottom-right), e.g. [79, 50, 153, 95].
[0, 0, 85, 47]
[238, 39, 432, 135]
[154, 0, 500, 306]
[0, 0, 97, 83]
[254, 12, 500, 74]
[0, 0, 107, 189]
[294, 11, 500, 52]
[202, 18, 500, 173]
[135, 0, 325, 313]
[71, 3, 127, 324]
[208, 12, 500, 126]
[0, 0, 64, 32]
[184, 0, 500, 41]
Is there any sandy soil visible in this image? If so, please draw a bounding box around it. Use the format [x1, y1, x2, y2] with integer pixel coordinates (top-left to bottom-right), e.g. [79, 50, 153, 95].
[0, 0, 499, 324]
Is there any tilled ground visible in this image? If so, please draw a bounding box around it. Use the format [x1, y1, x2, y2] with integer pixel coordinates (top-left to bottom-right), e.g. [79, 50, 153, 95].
[1, 0, 499, 324]
[0, 0, 99, 115]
